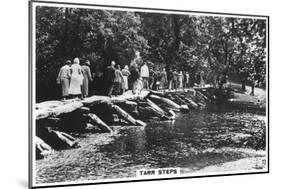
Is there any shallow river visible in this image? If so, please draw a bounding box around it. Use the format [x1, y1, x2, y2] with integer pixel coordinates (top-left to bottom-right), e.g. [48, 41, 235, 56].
[36, 104, 266, 184]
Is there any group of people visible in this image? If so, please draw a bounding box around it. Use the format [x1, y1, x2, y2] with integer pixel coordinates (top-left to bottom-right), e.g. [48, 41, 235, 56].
[57, 58, 196, 100]
[216, 73, 228, 89]
[57, 58, 92, 100]
[166, 69, 190, 90]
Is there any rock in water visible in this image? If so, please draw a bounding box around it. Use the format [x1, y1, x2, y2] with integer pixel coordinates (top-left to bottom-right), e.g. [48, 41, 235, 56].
[180, 105, 189, 113]
[37, 128, 79, 150]
[35, 136, 52, 159]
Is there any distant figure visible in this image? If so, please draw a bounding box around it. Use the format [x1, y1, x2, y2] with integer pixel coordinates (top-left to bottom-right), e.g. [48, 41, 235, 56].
[69, 58, 83, 98]
[140, 62, 150, 89]
[81, 60, 93, 98]
[250, 79, 256, 96]
[92, 69, 104, 95]
[133, 77, 144, 94]
[199, 71, 205, 88]
[178, 71, 184, 89]
[153, 68, 161, 91]
[105, 61, 116, 97]
[57, 60, 71, 100]
[185, 71, 190, 88]
[149, 67, 155, 89]
[167, 68, 173, 90]
[113, 65, 124, 95]
[121, 65, 130, 92]
[129, 63, 139, 90]
[222, 73, 228, 88]
[160, 68, 168, 90]
[216, 74, 221, 89]
[172, 69, 178, 90]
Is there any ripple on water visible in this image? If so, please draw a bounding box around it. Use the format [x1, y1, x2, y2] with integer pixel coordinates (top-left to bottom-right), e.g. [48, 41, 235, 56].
[36, 106, 266, 184]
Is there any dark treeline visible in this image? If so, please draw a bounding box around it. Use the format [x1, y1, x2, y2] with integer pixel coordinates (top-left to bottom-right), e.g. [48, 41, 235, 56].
[36, 6, 266, 102]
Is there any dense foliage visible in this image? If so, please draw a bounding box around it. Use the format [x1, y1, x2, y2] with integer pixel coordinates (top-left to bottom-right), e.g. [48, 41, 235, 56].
[35, 6, 267, 101]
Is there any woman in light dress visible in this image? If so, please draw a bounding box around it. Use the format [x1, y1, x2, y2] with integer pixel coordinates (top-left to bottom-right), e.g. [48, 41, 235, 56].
[121, 65, 130, 92]
[69, 57, 83, 98]
[199, 71, 205, 88]
[178, 71, 184, 89]
[57, 60, 71, 100]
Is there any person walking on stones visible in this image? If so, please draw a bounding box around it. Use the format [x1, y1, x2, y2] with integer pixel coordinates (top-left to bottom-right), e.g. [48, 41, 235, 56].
[81, 59, 93, 98]
[92, 67, 104, 95]
[69, 57, 83, 98]
[216, 74, 221, 89]
[178, 70, 184, 89]
[57, 60, 71, 100]
[172, 69, 178, 90]
[105, 61, 116, 97]
[140, 61, 150, 89]
[133, 76, 144, 94]
[168, 68, 173, 90]
[221, 73, 228, 89]
[153, 68, 161, 91]
[129, 63, 139, 91]
[184, 71, 190, 88]
[122, 65, 130, 92]
[113, 65, 124, 95]
[149, 67, 155, 90]
[199, 71, 205, 88]
[160, 68, 168, 90]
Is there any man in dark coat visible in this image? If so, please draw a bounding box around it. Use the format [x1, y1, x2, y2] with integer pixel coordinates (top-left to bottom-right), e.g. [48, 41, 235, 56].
[105, 61, 116, 97]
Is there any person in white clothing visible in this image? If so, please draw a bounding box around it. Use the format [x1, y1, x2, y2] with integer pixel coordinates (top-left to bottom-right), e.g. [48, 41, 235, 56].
[69, 57, 83, 98]
[140, 62, 149, 89]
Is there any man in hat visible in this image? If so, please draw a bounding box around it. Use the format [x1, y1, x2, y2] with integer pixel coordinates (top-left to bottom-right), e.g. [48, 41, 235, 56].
[81, 59, 93, 98]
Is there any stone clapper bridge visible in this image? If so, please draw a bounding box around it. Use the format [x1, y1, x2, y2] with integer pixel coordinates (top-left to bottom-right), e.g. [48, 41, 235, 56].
[35, 88, 212, 159]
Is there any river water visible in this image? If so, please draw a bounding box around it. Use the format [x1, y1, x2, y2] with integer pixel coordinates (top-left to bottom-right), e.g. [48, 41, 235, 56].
[36, 104, 266, 184]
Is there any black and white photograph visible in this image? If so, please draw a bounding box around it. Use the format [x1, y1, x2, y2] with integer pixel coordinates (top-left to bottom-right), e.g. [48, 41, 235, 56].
[29, 0, 268, 188]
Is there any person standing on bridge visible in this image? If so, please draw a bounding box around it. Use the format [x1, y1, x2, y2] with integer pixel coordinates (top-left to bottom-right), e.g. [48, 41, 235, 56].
[122, 65, 130, 92]
[57, 60, 71, 100]
[69, 57, 83, 98]
[178, 70, 184, 89]
[184, 71, 190, 88]
[105, 61, 116, 97]
[113, 65, 124, 95]
[160, 68, 168, 90]
[167, 68, 173, 90]
[172, 69, 178, 90]
[81, 60, 93, 98]
[140, 61, 150, 89]
[129, 63, 139, 91]
[199, 71, 205, 88]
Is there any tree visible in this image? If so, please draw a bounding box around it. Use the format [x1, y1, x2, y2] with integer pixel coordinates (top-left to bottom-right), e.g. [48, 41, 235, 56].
[229, 18, 266, 92]
[36, 7, 148, 101]
[36, 6, 266, 100]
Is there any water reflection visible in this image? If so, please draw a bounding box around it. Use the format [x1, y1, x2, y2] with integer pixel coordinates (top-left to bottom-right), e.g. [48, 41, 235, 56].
[36, 104, 266, 183]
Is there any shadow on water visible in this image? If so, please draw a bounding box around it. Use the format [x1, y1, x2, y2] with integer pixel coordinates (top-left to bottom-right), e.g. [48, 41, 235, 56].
[36, 103, 266, 183]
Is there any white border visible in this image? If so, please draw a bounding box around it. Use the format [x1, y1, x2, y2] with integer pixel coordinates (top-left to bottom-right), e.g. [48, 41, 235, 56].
[30, 1, 269, 188]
